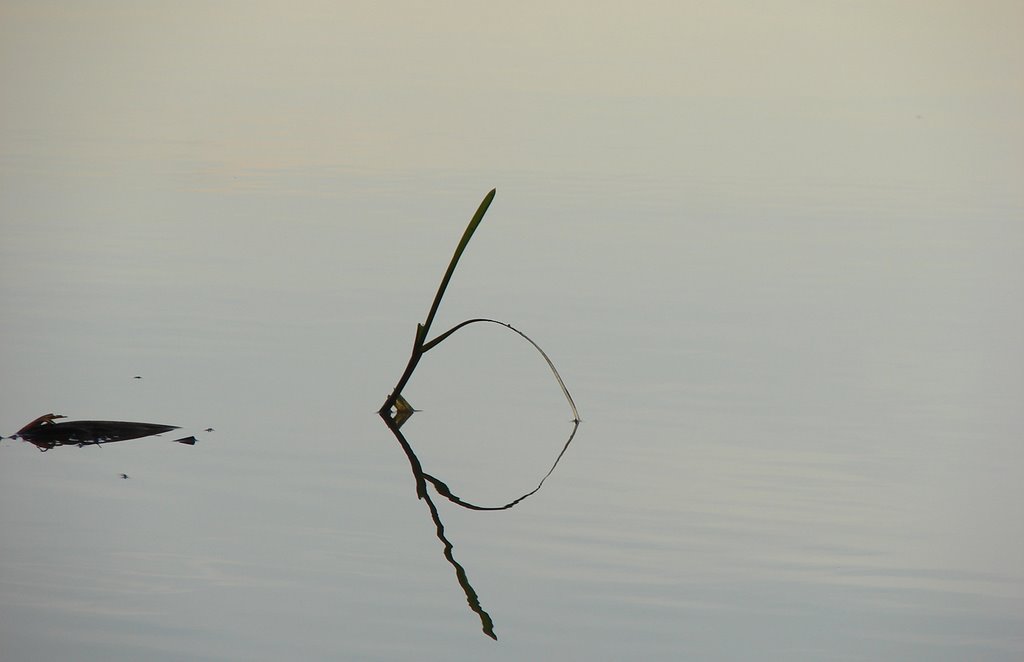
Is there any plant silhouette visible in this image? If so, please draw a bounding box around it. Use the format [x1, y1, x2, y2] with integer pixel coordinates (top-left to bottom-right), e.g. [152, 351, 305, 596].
[378, 189, 580, 639]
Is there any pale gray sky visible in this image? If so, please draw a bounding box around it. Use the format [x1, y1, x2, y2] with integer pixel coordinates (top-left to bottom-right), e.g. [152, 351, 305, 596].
[2, 1, 1021, 184]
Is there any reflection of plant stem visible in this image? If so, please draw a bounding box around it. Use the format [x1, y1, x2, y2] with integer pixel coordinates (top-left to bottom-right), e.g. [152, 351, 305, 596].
[380, 412, 496, 639]
[421, 419, 580, 511]
[422, 484, 497, 640]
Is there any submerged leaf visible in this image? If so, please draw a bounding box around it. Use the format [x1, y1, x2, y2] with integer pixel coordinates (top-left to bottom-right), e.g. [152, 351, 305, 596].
[392, 395, 417, 429]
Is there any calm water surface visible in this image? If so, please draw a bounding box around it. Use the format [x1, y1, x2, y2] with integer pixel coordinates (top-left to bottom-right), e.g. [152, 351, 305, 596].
[2, 4, 1023, 661]
[3, 169, 1021, 661]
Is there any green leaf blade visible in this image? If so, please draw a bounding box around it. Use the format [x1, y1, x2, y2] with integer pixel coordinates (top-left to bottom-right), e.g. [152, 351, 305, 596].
[420, 188, 496, 341]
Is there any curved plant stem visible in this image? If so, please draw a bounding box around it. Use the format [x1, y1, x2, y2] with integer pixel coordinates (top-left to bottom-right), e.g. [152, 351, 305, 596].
[422, 318, 579, 423]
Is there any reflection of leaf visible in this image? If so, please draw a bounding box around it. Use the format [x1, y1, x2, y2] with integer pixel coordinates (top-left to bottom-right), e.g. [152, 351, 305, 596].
[379, 411, 497, 640]
[421, 477, 497, 640]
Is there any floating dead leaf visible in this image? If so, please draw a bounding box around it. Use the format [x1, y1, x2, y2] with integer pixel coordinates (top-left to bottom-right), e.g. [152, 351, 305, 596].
[11, 414, 186, 452]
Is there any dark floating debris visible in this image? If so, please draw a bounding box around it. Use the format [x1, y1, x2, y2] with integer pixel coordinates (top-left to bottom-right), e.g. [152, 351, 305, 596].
[133, 376, 142, 379]
[8, 413, 193, 452]
[120, 473, 130, 479]
[173, 436, 198, 445]
[204, 427, 215, 432]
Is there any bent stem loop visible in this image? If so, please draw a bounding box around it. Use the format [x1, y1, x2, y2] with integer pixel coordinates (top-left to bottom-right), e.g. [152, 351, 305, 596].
[422, 318, 579, 423]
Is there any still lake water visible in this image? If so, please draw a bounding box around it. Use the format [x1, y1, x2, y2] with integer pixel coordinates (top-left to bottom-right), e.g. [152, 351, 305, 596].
[2, 168, 1021, 661]
[2, 4, 1023, 660]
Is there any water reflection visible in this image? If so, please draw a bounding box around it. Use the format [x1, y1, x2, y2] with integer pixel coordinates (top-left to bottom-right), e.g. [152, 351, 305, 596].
[379, 401, 580, 640]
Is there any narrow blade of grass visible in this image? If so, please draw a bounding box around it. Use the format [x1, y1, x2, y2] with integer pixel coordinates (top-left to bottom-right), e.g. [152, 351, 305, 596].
[420, 188, 496, 342]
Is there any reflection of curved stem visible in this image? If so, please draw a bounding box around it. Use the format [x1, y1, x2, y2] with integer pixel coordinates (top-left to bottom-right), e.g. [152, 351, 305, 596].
[379, 411, 497, 639]
[421, 485, 497, 640]
[421, 419, 580, 511]
[380, 409, 581, 639]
